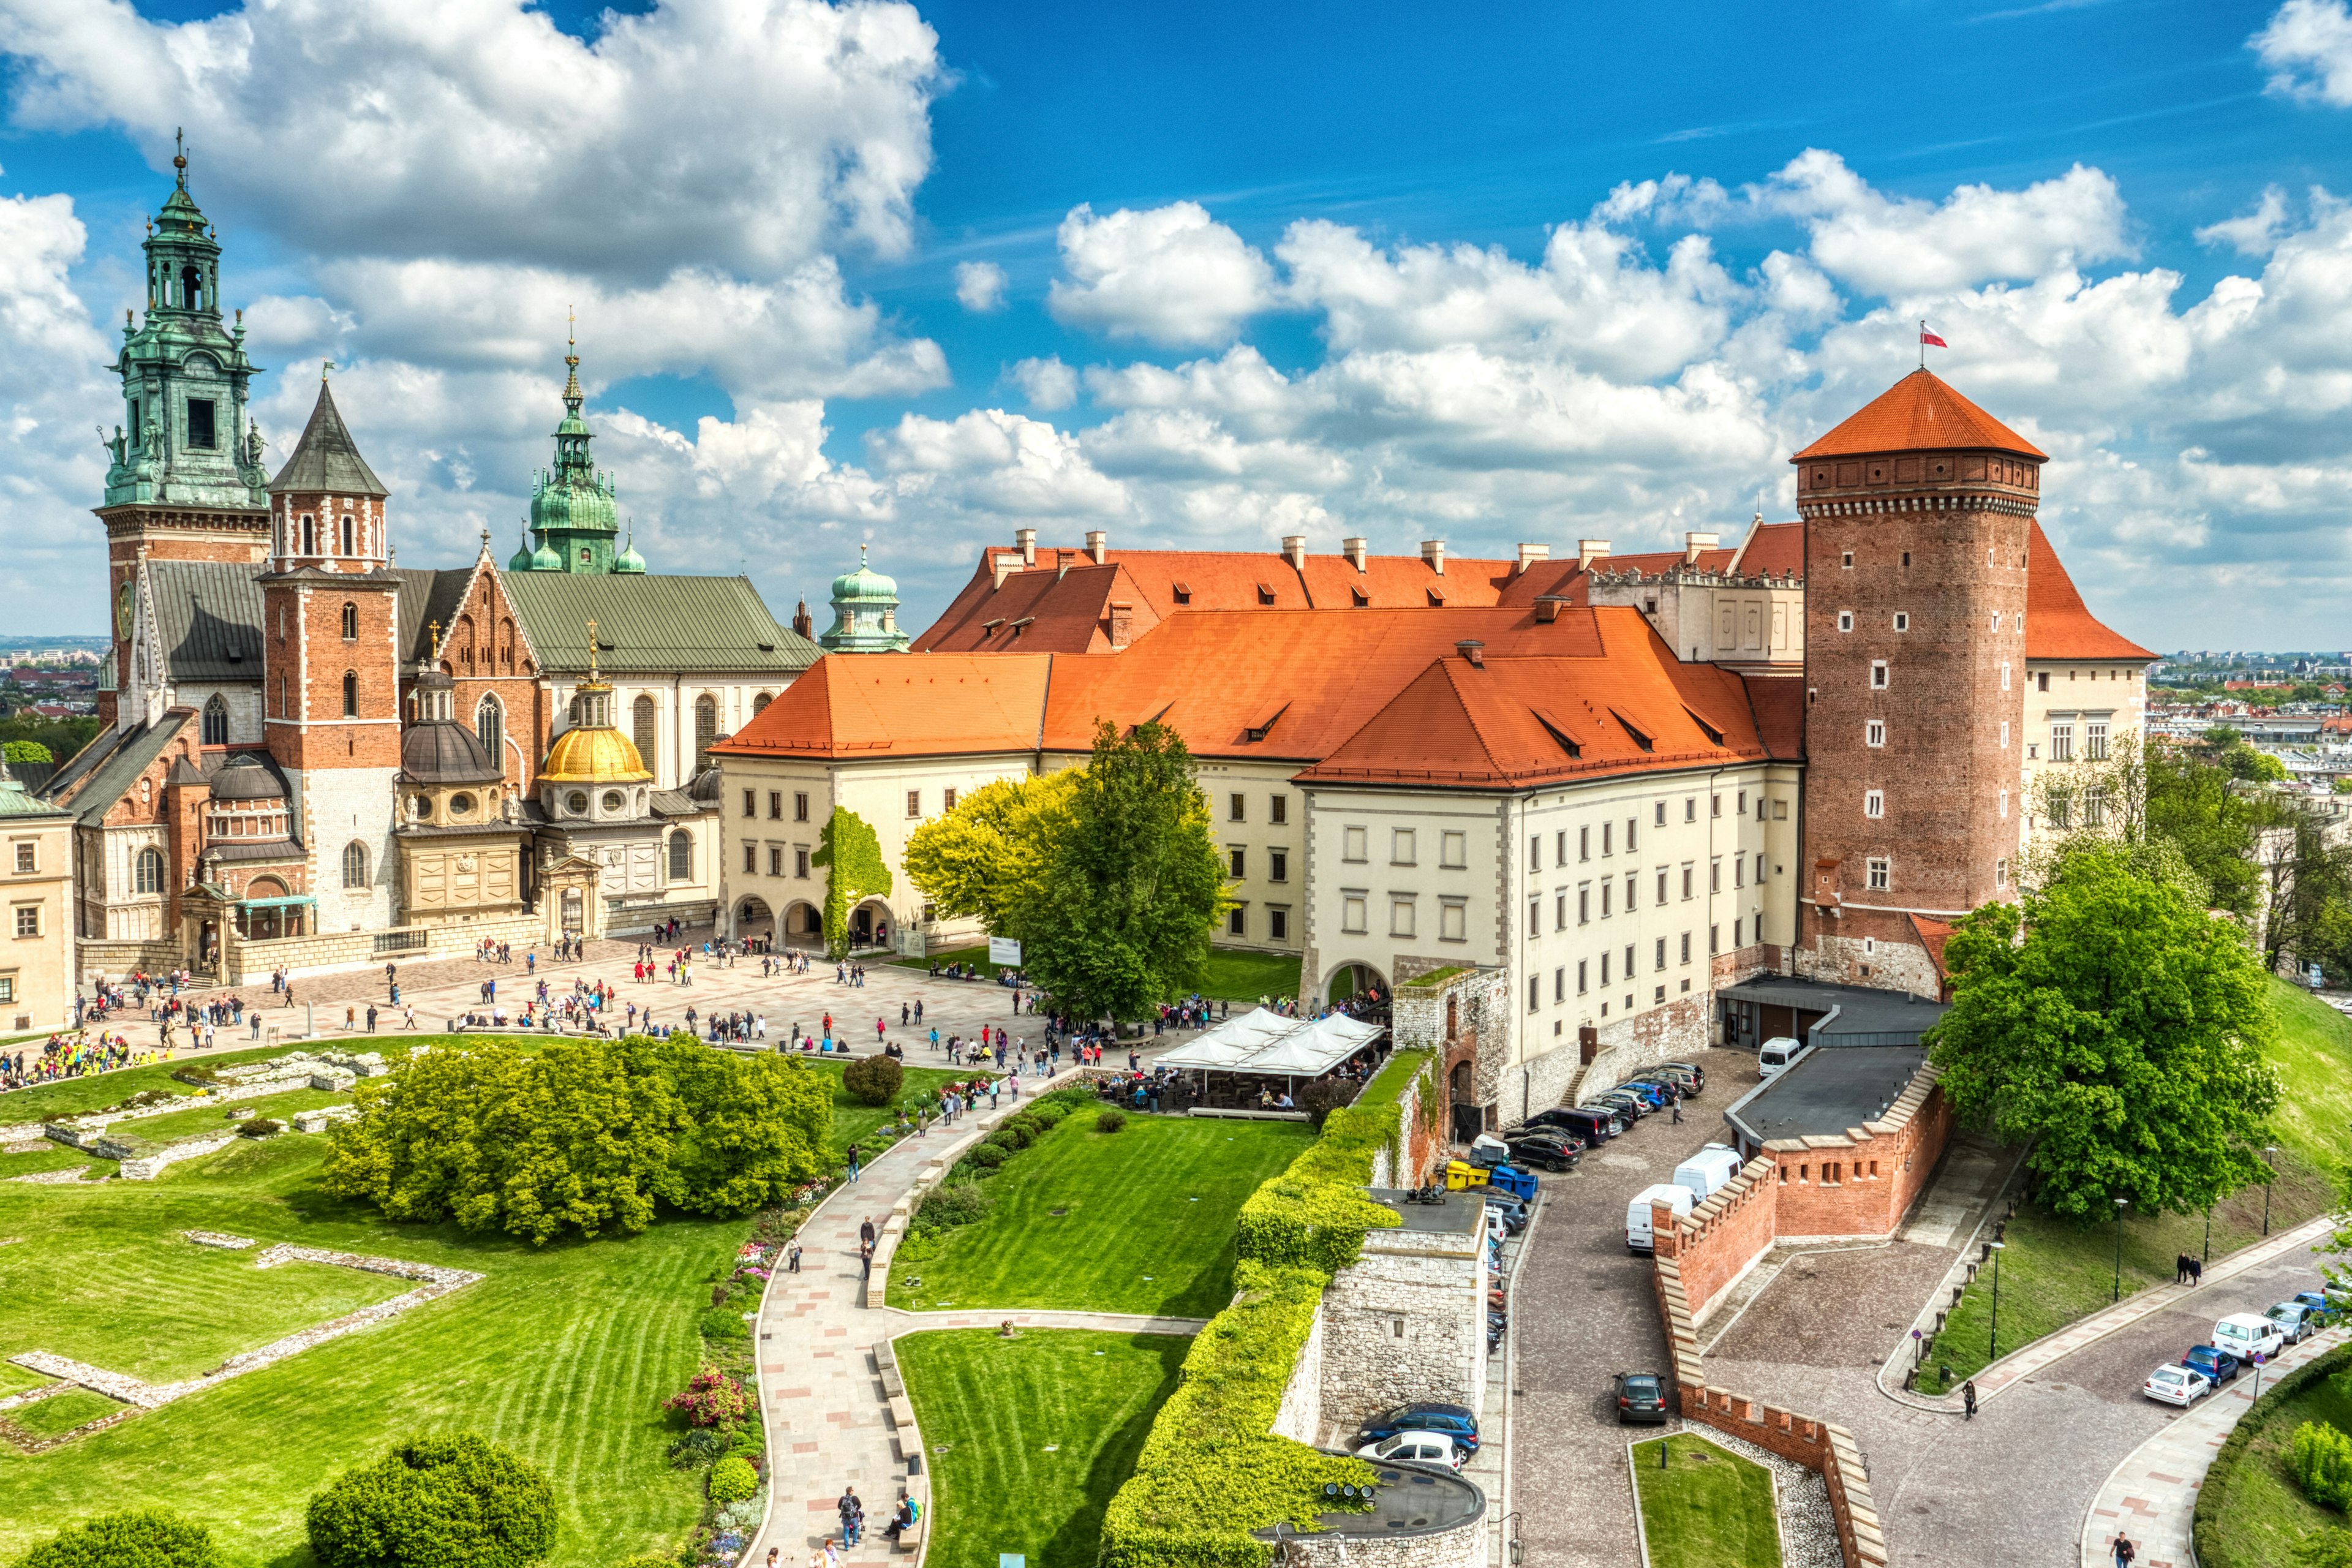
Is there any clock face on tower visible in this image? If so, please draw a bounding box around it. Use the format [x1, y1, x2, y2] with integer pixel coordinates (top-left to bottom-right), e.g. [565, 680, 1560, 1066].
[115, 581, 134, 638]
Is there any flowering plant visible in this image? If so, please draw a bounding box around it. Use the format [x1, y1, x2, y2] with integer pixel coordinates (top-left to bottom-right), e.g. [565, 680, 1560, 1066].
[663, 1365, 753, 1428]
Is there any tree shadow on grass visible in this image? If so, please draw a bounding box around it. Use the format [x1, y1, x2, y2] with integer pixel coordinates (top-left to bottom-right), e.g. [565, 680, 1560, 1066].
[1036, 1333, 1189, 1568]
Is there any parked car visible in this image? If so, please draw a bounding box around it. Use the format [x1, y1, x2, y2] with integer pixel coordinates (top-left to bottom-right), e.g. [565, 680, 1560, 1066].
[1612, 1081, 1668, 1108]
[1614, 1371, 1672, 1424]
[1658, 1061, 1709, 1093]
[1590, 1090, 1651, 1121]
[1483, 1197, 1528, 1237]
[2182, 1344, 2242, 1387]
[1672, 1145, 1745, 1202]
[2268, 1300, 2324, 1344]
[1511, 1108, 1593, 1137]
[2294, 1290, 2342, 1326]
[2214, 1313, 2288, 1363]
[1758, 1037, 1804, 1078]
[1356, 1431, 1468, 1471]
[2143, 1363, 2212, 1407]
[1504, 1130, 1582, 1172]
[1528, 1107, 1620, 1143]
[1351, 1403, 1480, 1453]
[1627, 1183, 1695, 1254]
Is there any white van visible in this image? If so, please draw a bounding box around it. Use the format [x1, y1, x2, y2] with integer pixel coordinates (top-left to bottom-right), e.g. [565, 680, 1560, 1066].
[1758, 1037, 1804, 1078]
[2214, 1313, 2287, 1363]
[1673, 1145, 1744, 1202]
[1627, 1183, 1695, 1254]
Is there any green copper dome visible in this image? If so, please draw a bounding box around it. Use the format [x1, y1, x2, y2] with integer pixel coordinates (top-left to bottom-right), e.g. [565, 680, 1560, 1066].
[818, 544, 910, 653]
[508, 526, 537, 572]
[614, 530, 646, 574]
[514, 328, 627, 573]
[830, 546, 899, 603]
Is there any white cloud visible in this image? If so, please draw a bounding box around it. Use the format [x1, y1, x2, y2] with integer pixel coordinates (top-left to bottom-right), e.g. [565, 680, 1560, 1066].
[867, 408, 1129, 518]
[2197, 186, 2294, 255]
[0, 192, 115, 597]
[954, 260, 1008, 313]
[2254, 0, 2352, 107]
[1008, 356, 1079, 410]
[1047, 201, 1275, 347]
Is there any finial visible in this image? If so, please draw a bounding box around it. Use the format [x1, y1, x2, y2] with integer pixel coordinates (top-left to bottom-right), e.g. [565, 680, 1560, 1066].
[860, 542, 869, 566]
[429, 618, 440, 650]
[322, 358, 335, 382]
[562, 311, 582, 405]
[480, 526, 492, 550]
[173, 127, 187, 190]
[586, 617, 600, 681]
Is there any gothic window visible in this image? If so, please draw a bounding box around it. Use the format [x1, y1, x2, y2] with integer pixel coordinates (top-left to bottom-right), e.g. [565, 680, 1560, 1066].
[668, 829, 693, 883]
[341, 602, 358, 641]
[476, 696, 503, 764]
[339, 515, 355, 555]
[134, 847, 164, 895]
[752, 692, 773, 717]
[633, 695, 658, 768]
[202, 694, 228, 746]
[186, 398, 216, 450]
[342, 842, 369, 889]
[301, 514, 316, 555]
[342, 670, 358, 718]
[501, 619, 516, 671]
[695, 695, 717, 767]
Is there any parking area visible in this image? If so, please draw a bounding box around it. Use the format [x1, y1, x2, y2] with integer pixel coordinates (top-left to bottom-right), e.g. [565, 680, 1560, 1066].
[1504, 1046, 1759, 1568]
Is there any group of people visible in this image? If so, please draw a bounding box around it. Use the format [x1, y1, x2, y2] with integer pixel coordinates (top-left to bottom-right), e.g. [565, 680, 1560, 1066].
[763, 1487, 916, 1568]
[0, 1031, 149, 1091]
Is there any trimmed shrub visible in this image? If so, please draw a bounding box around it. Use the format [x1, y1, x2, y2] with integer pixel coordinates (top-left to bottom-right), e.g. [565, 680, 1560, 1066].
[707, 1457, 759, 1505]
[663, 1366, 753, 1429]
[1009, 1112, 1044, 1135]
[2297, 1420, 2352, 1510]
[894, 1229, 944, 1263]
[306, 1433, 556, 1568]
[697, 1306, 750, 1343]
[725, 1427, 766, 1459]
[1028, 1102, 1071, 1129]
[993, 1123, 1036, 1152]
[841, 1053, 903, 1107]
[1297, 1077, 1357, 1129]
[963, 1142, 1009, 1170]
[21, 1509, 228, 1568]
[914, 1181, 992, 1232]
[238, 1118, 284, 1139]
[667, 1429, 727, 1469]
[1096, 1108, 1128, 1133]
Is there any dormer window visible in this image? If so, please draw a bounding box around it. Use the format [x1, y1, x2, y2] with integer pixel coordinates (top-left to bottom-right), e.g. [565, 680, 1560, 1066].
[1172, 582, 1192, 605]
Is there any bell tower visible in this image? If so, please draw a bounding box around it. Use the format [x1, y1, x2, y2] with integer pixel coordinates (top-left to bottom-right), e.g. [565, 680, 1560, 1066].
[96, 135, 271, 723]
[1795, 369, 2041, 995]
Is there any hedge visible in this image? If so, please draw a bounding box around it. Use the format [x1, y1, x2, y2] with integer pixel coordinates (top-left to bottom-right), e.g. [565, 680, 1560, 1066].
[707, 1457, 760, 1505]
[20, 1510, 229, 1568]
[306, 1433, 556, 1568]
[2195, 1338, 2352, 1566]
[1231, 1049, 1427, 1274]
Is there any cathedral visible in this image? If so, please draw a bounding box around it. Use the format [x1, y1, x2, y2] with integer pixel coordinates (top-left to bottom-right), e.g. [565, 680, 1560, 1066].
[39, 158, 823, 984]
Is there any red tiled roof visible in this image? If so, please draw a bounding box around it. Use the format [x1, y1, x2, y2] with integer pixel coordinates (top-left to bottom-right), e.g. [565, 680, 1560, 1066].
[1909, 915, 1956, 990]
[2025, 521, 2152, 662]
[710, 653, 1054, 759]
[1731, 521, 1804, 578]
[1793, 371, 2046, 462]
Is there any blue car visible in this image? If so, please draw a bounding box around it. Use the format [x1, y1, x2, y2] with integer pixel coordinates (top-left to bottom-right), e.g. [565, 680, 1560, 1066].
[2295, 1290, 2345, 1326]
[1351, 1401, 1480, 1454]
[1613, 1081, 1669, 1108]
[2183, 1344, 2242, 1387]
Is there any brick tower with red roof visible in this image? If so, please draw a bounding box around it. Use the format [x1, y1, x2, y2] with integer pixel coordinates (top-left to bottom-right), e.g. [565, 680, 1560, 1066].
[1793, 369, 2044, 995]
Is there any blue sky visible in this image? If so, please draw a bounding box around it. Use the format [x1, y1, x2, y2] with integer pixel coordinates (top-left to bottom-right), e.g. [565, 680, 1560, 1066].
[4, 0, 2351, 646]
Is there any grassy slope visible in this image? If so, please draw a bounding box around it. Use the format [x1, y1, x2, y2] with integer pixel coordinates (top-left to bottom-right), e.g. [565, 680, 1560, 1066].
[896, 1329, 1188, 1568]
[10, 1392, 124, 1441]
[0, 1123, 739, 1565]
[1918, 976, 2349, 1395]
[885, 1114, 1313, 1317]
[1631, 1434, 1782, 1568]
[0, 1043, 312, 1123]
[2203, 1360, 2352, 1568]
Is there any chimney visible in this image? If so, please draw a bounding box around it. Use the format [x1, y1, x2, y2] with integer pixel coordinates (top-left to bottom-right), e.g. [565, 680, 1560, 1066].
[1515, 542, 1550, 575]
[1016, 527, 1036, 566]
[1533, 595, 1567, 624]
[1578, 538, 1611, 570]
[1683, 531, 1720, 566]
[1421, 539, 1446, 575]
[992, 556, 1020, 590]
[1343, 537, 1368, 573]
[1085, 529, 1108, 565]
[1282, 535, 1307, 571]
[1455, 639, 1484, 668]
[1107, 600, 1134, 649]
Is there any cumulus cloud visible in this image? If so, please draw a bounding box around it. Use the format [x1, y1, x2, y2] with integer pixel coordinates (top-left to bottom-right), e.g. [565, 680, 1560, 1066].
[2197, 186, 2295, 255]
[1047, 201, 1276, 347]
[1008, 356, 1079, 410]
[954, 260, 1008, 312]
[867, 408, 1129, 518]
[2254, 0, 2352, 106]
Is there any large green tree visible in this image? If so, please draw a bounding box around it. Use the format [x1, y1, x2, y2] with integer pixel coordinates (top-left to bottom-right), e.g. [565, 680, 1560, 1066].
[810, 805, 891, 958]
[307, 1434, 555, 1568]
[1018, 720, 1228, 1021]
[901, 771, 1077, 938]
[2145, 737, 2280, 917]
[321, 1036, 831, 1243]
[1927, 841, 2281, 1223]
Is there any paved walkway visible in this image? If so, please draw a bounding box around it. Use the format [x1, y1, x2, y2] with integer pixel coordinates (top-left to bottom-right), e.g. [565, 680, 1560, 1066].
[1964, 1213, 2337, 1406]
[2081, 1325, 2348, 1568]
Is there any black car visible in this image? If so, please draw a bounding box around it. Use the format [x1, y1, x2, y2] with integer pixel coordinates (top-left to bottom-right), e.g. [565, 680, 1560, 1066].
[1546, 1107, 1622, 1142]
[1503, 1130, 1582, 1172]
[1352, 1401, 1480, 1453]
[1614, 1371, 1671, 1424]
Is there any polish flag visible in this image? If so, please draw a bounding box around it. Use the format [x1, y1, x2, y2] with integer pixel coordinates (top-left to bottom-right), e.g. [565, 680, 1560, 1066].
[1920, 326, 1948, 349]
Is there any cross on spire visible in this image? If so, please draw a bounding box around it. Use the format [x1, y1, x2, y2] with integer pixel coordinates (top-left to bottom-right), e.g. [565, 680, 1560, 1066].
[586, 617, 600, 681]
[173, 127, 188, 190]
[564, 307, 582, 407]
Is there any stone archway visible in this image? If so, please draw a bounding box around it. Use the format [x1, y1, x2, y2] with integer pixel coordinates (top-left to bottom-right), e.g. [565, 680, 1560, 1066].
[848, 897, 893, 950]
[782, 900, 824, 949]
[734, 895, 774, 948]
[1323, 960, 1388, 1006]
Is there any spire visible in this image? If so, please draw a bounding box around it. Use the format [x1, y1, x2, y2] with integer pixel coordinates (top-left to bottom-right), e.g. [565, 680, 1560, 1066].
[270, 379, 389, 497]
[173, 127, 188, 192]
[564, 307, 582, 408]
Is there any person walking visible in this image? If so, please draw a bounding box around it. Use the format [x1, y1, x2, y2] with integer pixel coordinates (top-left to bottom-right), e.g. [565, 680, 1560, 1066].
[861, 1216, 877, 1251]
[787, 1240, 803, 1273]
[1962, 1379, 1978, 1420]
[839, 1488, 861, 1545]
[1669, 1090, 1683, 1124]
[859, 1240, 873, 1281]
[2113, 1530, 2136, 1567]
[846, 1142, 862, 1182]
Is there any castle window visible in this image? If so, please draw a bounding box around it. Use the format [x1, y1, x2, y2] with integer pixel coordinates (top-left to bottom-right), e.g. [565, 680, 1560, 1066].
[341, 602, 358, 641]
[565, 791, 588, 815]
[1893, 613, 1909, 631]
[450, 793, 475, 819]
[1865, 790, 1883, 818]
[1837, 611, 1853, 633]
[2049, 720, 2073, 761]
[1841, 552, 1853, 569]
[603, 791, 625, 813]
[794, 792, 809, 823]
[1867, 857, 1891, 891]
[1866, 720, 1885, 747]
[2037, 671, 2050, 693]
[180, 264, 202, 309]
[342, 671, 358, 717]
[202, 694, 228, 746]
[668, 829, 693, 883]
[186, 398, 216, 450]
[339, 516, 355, 555]
[1996, 858, 2010, 889]
[694, 695, 717, 768]
[301, 515, 316, 555]
[1870, 660, 1888, 689]
[633, 695, 658, 769]
[134, 848, 164, 895]
[341, 842, 368, 889]
[2087, 718, 2109, 761]
[476, 696, 503, 764]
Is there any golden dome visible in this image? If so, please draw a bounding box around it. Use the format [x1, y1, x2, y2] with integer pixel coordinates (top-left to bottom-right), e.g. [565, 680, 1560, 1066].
[540, 723, 651, 784]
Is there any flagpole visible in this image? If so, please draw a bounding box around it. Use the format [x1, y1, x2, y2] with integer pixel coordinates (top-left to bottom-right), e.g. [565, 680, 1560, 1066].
[1919, 320, 1926, 372]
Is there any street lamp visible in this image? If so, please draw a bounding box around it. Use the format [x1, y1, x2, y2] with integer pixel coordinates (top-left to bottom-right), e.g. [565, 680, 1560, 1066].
[2114, 1197, 2128, 1303]
[1988, 1241, 2007, 1362]
[2264, 1146, 2280, 1237]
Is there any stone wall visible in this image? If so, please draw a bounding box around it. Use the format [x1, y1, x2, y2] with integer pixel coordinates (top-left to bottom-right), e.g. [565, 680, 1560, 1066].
[1649, 1156, 1779, 1319]
[1766, 1070, 1951, 1241]
[1270, 1298, 1325, 1445]
[118, 1131, 241, 1180]
[1317, 1215, 1488, 1432]
[224, 911, 543, 986]
[1280, 1512, 1487, 1568]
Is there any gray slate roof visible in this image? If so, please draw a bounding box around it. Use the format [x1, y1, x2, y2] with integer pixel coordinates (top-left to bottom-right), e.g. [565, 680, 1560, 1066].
[497, 571, 818, 676]
[270, 382, 388, 497]
[50, 713, 189, 826]
[393, 568, 475, 666]
[149, 561, 266, 682]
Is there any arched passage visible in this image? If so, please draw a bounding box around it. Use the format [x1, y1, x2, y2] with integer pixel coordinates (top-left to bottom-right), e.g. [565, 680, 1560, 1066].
[848, 896, 893, 950]
[1322, 961, 1388, 1006]
[782, 900, 823, 949]
[735, 895, 773, 946]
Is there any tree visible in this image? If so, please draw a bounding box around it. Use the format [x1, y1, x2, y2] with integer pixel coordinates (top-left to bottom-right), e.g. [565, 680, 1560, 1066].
[1017, 720, 1228, 1021]
[810, 806, 891, 959]
[2, 738, 52, 764]
[902, 772, 1077, 938]
[1926, 842, 2281, 1224]
[840, 1052, 903, 1106]
[307, 1434, 556, 1568]
[321, 1036, 830, 1243]
[2255, 804, 2352, 976]
[2146, 739, 2279, 917]
[21, 1510, 228, 1568]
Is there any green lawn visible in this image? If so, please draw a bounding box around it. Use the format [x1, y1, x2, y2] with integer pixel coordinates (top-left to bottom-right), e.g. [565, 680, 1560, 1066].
[1630, 1434, 1782, 1568]
[896, 1329, 1187, 1568]
[0, 1144, 97, 1178]
[0, 1042, 312, 1123]
[886, 1112, 1311, 1317]
[1917, 975, 2348, 1395]
[2195, 1349, 2352, 1568]
[9, 1391, 125, 1442]
[809, 1059, 967, 1156]
[114, 1087, 349, 1146]
[889, 946, 1303, 1005]
[0, 1123, 745, 1565]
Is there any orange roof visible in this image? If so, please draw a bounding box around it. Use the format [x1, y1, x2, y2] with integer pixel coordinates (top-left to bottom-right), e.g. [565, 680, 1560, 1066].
[2025, 521, 2153, 662]
[1731, 521, 1804, 578]
[1793, 370, 2046, 462]
[711, 653, 1053, 759]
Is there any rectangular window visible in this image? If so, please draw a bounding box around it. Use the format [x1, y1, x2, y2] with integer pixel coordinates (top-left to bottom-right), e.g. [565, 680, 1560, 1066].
[1578, 885, 1591, 924]
[944, 787, 958, 812]
[1269, 908, 1289, 941]
[1894, 612, 1909, 631]
[794, 792, 809, 822]
[1528, 976, 1540, 1014]
[1864, 790, 1883, 818]
[767, 791, 782, 820]
[1554, 829, 1567, 866]
[1626, 817, 1638, 853]
[186, 397, 216, 450]
[1441, 900, 1466, 942]
[741, 843, 756, 873]
[1229, 847, 1246, 878]
[1624, 943, 1635, 981]
[1774, 799, 1788, 820]
[1685, 797, 1697, 823]
[1734, 857, 1744, 888]
[12, 905, 37, 938]
[1996, 858, 2010, 888]
[1600, 951, 1610, 986]
[1343, 826, 1368, 863]
[1866, 719, 1885, 747]
[2049, 722, 2075, 762]
[1654, 937, 1666, 971]
[1579, 826, 1591, 861]
[1343, 894, 1368, 934]
[1229, 906, 1247, 937]
[1656, 869, 1668, 903]
[1231, 793, 1246, 822]
[1654, 800, 1667, 827]
[1600, 880, 1612, 918]
[1555, 892, 1566, 930]
[1871, 660, 1889, 689]
[1528, 899, 1540, 937]
[1602, 821, 1613, 856]
[1679, 932, 1691, 963]
[796, 847, 810, 878]
[1529, 836, 1542, 872]
[1734, 916, 1744, 946]
[1711, 794, 1721, 818]
[1442, 831, 1466, 869]
[1392, 828, 1417, 865]
[1710, 859, 1721, 893]
[12, 844, 31, 875]
[1867, 857, 1891, 891]
[0, 974, 11, 1002]
[1709, 924, 1719, 954]
[742, 789, 756, 818]
[1736, 791, 1745, 815]
[2087, 718, 2109, 761]
[1577, 959, 1589, 994]
[1269, 850, 1288, 883]
[906, 790, 922, 818]
[1757, 853, 1766, 883]
[767, 846, 783, 877]
[1681, 865, 1693, 900]
[1624, 871, 1637, 909]
[1270, 795, 1287, 824]
[1554, 966, 1565, 1003]
[1389, 897, 1416, 939]
[1837, 610, 1853, 633]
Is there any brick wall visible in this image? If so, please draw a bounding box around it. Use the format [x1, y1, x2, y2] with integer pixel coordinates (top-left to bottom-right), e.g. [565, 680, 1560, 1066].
[1649, 1156, 1779, 1317]
[1763, 1069, 1950, 1241]
[262, 577, 404, 772]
